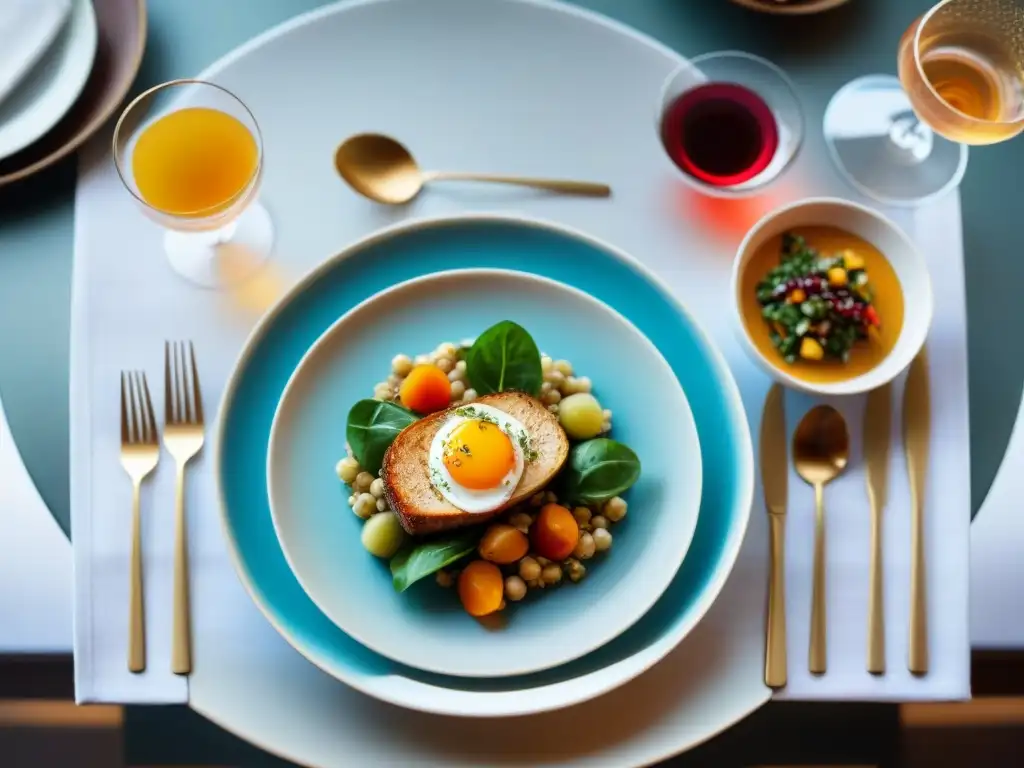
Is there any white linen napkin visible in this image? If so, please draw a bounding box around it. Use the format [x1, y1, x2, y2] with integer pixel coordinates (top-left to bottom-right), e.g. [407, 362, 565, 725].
[0, 0, 72, 106]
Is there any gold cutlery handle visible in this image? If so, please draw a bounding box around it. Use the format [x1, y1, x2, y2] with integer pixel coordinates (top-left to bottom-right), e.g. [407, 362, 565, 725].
[909, 484, 928, 675]
[426, 171, 611, 197]
[868, 498, 885, 674]
[128, 482, 145, 673]
[765, 513, 787, 688]
[171, 464, 191, 675]
[810, 482, 827, 675]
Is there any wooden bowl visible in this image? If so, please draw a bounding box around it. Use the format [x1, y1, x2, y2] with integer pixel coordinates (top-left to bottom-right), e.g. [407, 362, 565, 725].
[730, 0, 852, 14]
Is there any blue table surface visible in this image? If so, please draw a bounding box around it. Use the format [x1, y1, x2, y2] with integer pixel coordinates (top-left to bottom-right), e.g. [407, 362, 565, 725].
[0, 0, 1017, 536]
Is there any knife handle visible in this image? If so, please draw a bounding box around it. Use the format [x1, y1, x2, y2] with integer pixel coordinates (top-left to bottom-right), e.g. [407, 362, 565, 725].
[867, 498, 885, 675]
[765, 513, 787, 688]
[909, 481, 928, 675]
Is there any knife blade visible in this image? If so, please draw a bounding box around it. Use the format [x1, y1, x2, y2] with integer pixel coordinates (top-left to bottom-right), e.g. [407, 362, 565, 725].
[904, 349, 931, 675]
[761, 383, 788, 688]
[864, 383, 892, 674]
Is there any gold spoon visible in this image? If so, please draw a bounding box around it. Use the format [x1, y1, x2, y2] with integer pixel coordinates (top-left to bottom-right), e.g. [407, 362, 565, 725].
[793, 405, 850, 675]
[334, 133, 611, 204]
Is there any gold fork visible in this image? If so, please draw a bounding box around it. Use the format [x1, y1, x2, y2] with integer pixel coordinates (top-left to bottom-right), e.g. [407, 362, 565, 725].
[164, 341, 205, 675]
[121, 371, 159, 674]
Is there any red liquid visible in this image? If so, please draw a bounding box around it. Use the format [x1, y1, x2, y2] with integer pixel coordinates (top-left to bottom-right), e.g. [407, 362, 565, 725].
[661, 82, 779, 188]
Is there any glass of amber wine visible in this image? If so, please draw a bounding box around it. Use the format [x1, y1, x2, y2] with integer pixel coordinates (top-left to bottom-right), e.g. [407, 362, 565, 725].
[824, 0, 1024, 206]
[113, 79, 273, 287]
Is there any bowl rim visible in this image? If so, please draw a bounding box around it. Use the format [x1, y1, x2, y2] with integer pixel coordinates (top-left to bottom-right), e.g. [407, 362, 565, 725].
[730, 196, 935, 396]
[214, 211, 755, 717]
[265, 266, 703, 679]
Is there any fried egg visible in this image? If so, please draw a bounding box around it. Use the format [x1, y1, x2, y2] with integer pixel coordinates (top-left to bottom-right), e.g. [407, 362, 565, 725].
[427, 403, 529, 514]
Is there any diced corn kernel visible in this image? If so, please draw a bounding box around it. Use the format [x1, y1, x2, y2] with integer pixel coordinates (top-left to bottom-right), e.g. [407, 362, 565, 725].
[842, 250, 865, 270]
[788, 288, 806, 304]
[800, 337, 825, 361]
[827, 267, 848, 287]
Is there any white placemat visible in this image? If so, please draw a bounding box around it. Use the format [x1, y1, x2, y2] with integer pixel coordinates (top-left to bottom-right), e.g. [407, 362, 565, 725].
[0, 392, 72, 653]
[70, 0, 969, 708]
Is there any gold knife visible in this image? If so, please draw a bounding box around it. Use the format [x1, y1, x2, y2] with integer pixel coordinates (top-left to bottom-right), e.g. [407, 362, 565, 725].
[761, 384, 788, 688]
[864, 383, 892, 675]
[903, 349, 930, 675]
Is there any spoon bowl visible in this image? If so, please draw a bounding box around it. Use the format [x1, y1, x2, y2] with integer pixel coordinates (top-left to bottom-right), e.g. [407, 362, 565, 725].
[792, 405, 850, 486]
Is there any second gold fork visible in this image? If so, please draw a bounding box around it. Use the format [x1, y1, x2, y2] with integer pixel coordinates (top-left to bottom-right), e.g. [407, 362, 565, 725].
[164, 341, 205, 675]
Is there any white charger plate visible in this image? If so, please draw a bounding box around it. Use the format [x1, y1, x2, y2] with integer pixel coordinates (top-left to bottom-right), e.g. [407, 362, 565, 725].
[0, 0, 97, 161]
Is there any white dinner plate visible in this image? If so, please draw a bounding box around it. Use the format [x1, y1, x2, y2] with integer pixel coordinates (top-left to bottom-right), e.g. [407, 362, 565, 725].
[0, 0, 97, 161]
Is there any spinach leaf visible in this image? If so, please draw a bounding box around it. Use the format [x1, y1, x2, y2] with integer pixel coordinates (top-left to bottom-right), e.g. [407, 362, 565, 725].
[346, 399, 417, 474]
[390, 530, 481, 592]
[559, 438, 641, 505]
[465, 320, 542, 396]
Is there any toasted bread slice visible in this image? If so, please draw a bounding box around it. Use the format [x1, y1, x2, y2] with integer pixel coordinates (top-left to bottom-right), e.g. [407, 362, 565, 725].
[381, 391, 569, 536]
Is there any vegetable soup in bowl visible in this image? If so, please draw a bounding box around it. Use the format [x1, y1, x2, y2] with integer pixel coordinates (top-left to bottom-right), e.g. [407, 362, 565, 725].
[732, 198, 933, 396]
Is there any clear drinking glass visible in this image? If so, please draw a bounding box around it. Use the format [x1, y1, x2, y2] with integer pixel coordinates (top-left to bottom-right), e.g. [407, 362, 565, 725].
[113, 79, 274, 287]
[657, 51, 804, 198]
[825, 0, 1024, 206]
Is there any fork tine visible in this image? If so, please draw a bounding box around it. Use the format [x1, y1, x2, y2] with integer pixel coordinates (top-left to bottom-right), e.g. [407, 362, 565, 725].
[189, 342, 204, 425]
[128, 371, 142, 444]
[140, 371, 158, 445]
[178, 341, 194, 424]
[120, 372, 129, 445]
[165, 341, 174, 425]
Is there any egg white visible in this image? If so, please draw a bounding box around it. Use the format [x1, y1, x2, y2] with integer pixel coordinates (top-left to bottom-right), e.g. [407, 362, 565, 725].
[427, 403, 530, 514]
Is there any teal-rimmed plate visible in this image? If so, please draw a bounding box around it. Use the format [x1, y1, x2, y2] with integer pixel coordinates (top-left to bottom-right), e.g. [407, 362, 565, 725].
[267, 268, 702, 678]
[216, 214, 754, 717]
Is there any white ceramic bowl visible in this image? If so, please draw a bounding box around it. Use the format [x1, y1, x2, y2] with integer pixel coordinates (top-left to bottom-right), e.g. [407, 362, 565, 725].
[267, 269, 702, 678]
[731, 197, 933, 396]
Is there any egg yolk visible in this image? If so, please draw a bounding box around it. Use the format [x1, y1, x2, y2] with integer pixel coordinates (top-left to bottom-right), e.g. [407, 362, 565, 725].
[443, 420, 516, 490]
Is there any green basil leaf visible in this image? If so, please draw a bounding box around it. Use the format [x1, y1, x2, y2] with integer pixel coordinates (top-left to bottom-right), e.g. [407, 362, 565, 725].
[559, 438, 641, 505]
[390, 530, 481, 592]
[345, 399, 418, 475]
[465, 320, 542, 396]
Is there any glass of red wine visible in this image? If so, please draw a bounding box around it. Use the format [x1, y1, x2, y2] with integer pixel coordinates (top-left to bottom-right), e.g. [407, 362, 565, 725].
[658, 51, 804, 197]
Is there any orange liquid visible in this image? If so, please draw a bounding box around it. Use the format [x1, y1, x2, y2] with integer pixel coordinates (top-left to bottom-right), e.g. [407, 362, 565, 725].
[132, 107, 258, 217]
[739, 226, 905, 385]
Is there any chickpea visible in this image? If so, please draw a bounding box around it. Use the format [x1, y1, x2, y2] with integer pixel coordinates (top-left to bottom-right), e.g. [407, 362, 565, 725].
[593, 527, 612, 552]
[571, 376, 592, 394]
[462, 388, 478, 402]
[455, 360, 467, 374]
[352, 493, 376, 519]
[369, 478, 385, 499]
[336, 457, 360, 485]
[435, 357, 454, 373]
[436, 342, 459, 358]
[519, 556, 541, 582]
[603, 496, 628, 522]
[504, 575, 527, 602]
[573, 531, 596, 560]
[554, 359, 574, 376]
[544, 370, 565, 387]
[449, 380, 466, 400]
[566, 558, 587, 583]
[375, 498, 389, 513]
[414, 354, 431, 366]
[541, 355, 554, 373]
[544, 491, 558, 504]
[507, 511, 533, 534]
[591, 515, 609, 530]
[436, 571, 454, 588]
[354, 471, 375, 493]
[347, 494, 356, 506]
[391, 354, 414, 376]
[541, 563, 562, 585]
[572, 506, 592, 527]
[541, 389, 562, 406]
[373, 382, 392, 401]
[448, 367, 465, 383]
[529, 492, 545, 507]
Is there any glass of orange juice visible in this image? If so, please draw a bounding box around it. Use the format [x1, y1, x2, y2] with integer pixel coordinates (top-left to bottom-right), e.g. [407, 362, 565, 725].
[113, 79, 273, 287]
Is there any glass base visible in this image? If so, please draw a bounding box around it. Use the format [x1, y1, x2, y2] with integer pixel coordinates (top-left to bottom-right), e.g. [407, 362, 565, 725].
[824, 75, 968, 207]
[164, 202, 274, 288]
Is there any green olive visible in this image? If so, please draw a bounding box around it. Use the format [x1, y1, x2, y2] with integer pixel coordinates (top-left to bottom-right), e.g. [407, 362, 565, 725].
[558, 393, 605, 440]
[361, 511, 408, 559]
